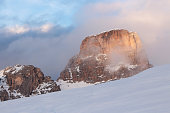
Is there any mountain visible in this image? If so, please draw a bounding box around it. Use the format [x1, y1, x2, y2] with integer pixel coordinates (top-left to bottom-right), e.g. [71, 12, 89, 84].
[0, 29, 152, 101]
[57, 29, 152, 90]
[0, 65, 169, 113]
[0, 65, 60, 101]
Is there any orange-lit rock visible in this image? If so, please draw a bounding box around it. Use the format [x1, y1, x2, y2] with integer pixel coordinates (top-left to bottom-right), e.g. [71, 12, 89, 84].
[58, 29, 152, 85]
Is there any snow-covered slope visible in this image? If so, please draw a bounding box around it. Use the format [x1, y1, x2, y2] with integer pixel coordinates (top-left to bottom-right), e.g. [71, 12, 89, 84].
[0, 65, 170, 113]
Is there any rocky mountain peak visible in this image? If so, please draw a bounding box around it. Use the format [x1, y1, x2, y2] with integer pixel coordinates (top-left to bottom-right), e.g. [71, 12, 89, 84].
[0, 65, 60, 101]
[57, 29, 152, 89]
[79, 29, 146, 65]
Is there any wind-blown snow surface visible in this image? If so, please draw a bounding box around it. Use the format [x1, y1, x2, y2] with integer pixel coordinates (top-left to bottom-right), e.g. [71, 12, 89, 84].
[0, 65, 170, 113]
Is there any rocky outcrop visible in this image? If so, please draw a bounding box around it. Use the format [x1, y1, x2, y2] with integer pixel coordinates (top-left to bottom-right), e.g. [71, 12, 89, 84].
[0, 65, 60, 101]
[57, 29, 152, 89]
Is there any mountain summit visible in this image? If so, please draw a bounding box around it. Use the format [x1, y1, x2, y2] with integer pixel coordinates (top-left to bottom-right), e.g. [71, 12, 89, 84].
[0, 65, 60, 101]
[57, 29, 152, 89]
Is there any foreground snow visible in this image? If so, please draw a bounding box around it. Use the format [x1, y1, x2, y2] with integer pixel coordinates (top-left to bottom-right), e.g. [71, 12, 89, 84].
[0, 65, 170, 113]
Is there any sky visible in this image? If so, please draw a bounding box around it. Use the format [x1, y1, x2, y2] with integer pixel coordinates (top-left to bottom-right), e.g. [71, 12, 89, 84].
[0, 0, 170, 79]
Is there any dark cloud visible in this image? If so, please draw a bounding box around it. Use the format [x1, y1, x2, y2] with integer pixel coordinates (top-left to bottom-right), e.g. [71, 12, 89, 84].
[0, 24, 73, 51]
[0, 30, 77, 79]
[0, 24, 74, 80]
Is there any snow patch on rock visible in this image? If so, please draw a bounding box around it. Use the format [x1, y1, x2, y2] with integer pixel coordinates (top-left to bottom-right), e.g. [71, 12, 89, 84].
[75, 66, 80, 73]
[68, 68, 73, 79]
[0, 70, 9, 92]
[4, 65, 24, 74]
[105, 63, 138, 72]
[81, 55, 93, 60]
[95, 54, 107, 61]
[32, 82, 53, 95]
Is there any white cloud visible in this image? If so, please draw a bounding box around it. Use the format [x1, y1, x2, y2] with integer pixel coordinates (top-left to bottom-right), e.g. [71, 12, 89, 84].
[3, 23, 54, 34]
[6, 25, 30, 34]
[40, 23, 53, 32]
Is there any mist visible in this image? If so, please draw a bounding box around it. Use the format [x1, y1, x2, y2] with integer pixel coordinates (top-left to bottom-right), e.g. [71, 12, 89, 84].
[0, 0, 170, 79]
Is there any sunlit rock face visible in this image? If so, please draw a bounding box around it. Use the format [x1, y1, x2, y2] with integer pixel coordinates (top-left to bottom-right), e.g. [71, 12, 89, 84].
[57, 29, 152, 89]
[0, 65, 60, 101]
